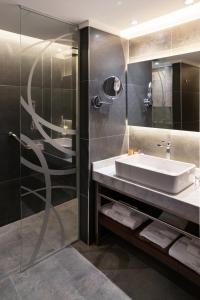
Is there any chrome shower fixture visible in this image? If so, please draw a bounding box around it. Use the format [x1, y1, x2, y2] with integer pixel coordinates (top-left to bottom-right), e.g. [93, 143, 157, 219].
[144, 81, 153, 108]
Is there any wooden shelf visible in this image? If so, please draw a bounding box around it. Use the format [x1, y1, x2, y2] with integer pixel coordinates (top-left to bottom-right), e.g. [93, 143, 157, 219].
[99, 213, 200, 287]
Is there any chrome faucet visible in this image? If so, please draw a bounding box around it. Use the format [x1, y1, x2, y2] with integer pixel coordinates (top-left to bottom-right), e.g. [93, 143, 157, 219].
[157, 140, 171, 159]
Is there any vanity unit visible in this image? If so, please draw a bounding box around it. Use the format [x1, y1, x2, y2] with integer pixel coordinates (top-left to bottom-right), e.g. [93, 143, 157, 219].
[93, 154, 200, 286]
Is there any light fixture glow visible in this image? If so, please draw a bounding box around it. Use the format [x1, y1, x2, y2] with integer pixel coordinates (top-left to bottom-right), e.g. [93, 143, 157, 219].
[184, 0, 194, 5]
[0, 28, 72, 59]
[154, 60, 160, 66]
[131, 20, 138, 25]
[121, 2, 200, 39]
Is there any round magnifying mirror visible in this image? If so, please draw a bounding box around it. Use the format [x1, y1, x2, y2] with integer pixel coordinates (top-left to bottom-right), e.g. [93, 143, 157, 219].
[103, 76, 123, 98]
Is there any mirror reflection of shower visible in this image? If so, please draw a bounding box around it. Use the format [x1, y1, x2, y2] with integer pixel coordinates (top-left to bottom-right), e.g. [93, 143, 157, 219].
[144, 81, 152, 109]
[152, 60, 173, 128]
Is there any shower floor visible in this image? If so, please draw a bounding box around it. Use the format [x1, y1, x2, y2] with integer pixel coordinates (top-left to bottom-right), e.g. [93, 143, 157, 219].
[0, 199, 78, 280]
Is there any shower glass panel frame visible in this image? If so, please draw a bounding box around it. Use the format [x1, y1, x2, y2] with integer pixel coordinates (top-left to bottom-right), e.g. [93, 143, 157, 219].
[20, 7, 79, 271]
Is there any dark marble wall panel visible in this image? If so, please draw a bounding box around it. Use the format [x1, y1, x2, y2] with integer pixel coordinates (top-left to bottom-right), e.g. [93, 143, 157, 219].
[0, 179, 20, 227]
[0, 134, 20, 182]
[0, 39, 20, 86]
[79, 27, 128, 244]
[0, 86, 20, 135]
[172, 62, 200, 131]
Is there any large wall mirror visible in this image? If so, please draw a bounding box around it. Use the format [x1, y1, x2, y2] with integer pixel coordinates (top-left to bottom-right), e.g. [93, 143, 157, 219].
[127, 51, 200, 131]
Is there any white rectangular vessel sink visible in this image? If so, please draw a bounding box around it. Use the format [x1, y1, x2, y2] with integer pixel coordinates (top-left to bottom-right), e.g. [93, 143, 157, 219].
[115, 154, 195, 194]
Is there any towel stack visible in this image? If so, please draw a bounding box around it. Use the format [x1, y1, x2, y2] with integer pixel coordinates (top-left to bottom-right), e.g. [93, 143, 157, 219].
[139, 212, 188, 249]
[100, 203, 148, 230]
[169, 236, 200, 274]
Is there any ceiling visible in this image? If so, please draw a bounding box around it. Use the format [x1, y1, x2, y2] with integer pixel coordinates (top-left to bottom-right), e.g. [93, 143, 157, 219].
[6, 0, 198, 33]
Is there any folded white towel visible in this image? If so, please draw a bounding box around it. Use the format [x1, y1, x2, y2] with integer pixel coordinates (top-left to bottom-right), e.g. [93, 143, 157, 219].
[140, 222, 180, 248]
[187, 238, 200, 257]
[107, 210, 145, 230]
[100, 204, 148, 230]
[169, 237, 200, 275]
[100, 203, 113, 216]
[112, 203, 133, 217]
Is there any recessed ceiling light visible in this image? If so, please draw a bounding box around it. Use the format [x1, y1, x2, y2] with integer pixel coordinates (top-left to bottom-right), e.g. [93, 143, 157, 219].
[131, 20, 138, 25]
[184, 0, 194, 5]
[117, 1, 123, 5]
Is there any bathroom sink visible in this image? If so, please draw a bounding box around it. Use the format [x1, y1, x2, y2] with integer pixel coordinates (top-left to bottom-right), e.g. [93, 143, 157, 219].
[115, 154, 195, 194]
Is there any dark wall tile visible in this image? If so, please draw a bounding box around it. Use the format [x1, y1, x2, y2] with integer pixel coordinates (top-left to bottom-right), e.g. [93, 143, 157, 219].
[43, 54, 51, 89]
[89, 79, 126, 139]
[80, 81, 89, 139]
[79, 193, 89, 243]
[80, 27, 89, 82]
[90, 134, 128, 163]
[88, 180, 96, 244]
[182, 63, 199, 93]
[0, 134, 20, 182]
[0, 39, 20, 86]
[172, 90, 181, 125]
[21, 87, 43, 140]
[43, 88, 52, 124]
[80, 139, 89, 197]
[0, 85, 20, 135]
[21, 53, 42, 87]
[52, 56, 68, 89]
[0, 179, 20, 226]
[52, 89, 74, 127]
[89, 28, 127, 82]
[21, 174, 45, 217]
[172, 63, 181, 91]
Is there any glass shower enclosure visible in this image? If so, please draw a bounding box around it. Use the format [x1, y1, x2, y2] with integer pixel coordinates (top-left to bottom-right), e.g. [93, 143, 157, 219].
[0, 4, 79, 277]
[20, 8, 79, 270]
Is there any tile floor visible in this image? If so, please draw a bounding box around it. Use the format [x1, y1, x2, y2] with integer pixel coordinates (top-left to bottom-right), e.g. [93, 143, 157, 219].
[73, 234, 200, 300]
[0, 247, 131, 300]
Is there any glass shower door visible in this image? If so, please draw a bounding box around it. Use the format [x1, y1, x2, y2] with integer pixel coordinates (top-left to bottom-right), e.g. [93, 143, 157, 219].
[20, 8, 79, 270]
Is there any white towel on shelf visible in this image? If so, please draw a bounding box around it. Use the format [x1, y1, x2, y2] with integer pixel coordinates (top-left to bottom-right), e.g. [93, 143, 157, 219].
[169, 236, 200, 275]
[112, 203, 133, 217]
[139, 222, 180, 248]
[100, 203, 148, 230]
[100, 203, 113, 216]
[139, 211, 188, 249]
[187, 238, 200, 257]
